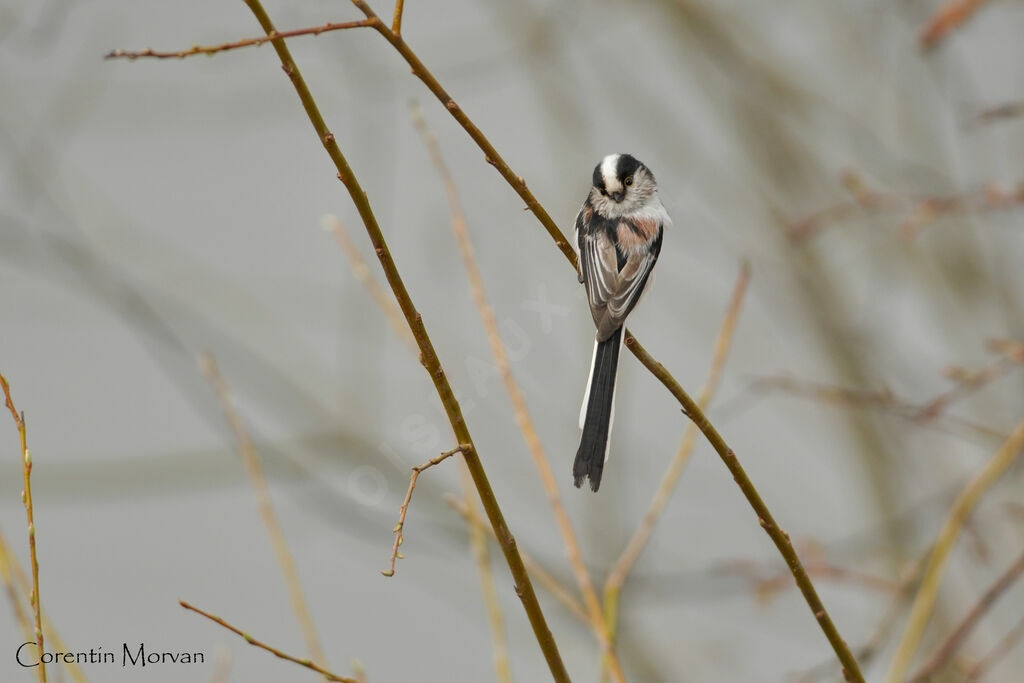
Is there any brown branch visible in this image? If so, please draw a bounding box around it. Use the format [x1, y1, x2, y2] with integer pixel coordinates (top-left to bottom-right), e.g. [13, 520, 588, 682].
[907, 548, 1024, 682]
[920, 0, 991, 50]
[104, 19, 375, 59]
[322, 214, 418, 354]
[789, 170, 1024, 242]
[964, 613, 1024, 682]
[180, 600, 357, 682]
[382, 445, 467, 577]
[409, 101, 625, 680]
[603, 263, 749, 643]
[1, 373, 46, 683]
[974, 99, 1024, 126]
[392, 0, 405, 35]
[199, 353, 328, 669]
[445, 495, 589, 625]
[885, 416, 1024, 682]
[232, 2, 570, 678]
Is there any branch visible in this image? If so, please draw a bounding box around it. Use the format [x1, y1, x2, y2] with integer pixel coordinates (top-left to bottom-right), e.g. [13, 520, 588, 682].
[391, 0, 405, 35]
[382, 445, 467, 577]
[199, 353, 328, 669]
[884, 415, 1024, 682]
[232, 2, 570, 678]
[604, 263, 749, 642]
[105, 19, 375, 59]
[180, 600, 357, 682]
[964, 613, 1024, 682]
[1, 373, 46, 683]
[907, 548, 1024, 682]
[410, 101, 625, 681]
[920, 0, 991, 50]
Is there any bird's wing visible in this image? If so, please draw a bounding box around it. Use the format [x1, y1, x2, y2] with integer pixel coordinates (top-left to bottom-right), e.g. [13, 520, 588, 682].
[580, 222, 662, 341]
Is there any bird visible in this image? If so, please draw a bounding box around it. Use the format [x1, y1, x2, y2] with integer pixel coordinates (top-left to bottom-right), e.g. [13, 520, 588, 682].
[573, 153, 669, 491]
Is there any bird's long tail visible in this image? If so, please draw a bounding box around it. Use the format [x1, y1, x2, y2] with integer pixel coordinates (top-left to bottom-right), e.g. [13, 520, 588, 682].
[574, 327, 623, 491]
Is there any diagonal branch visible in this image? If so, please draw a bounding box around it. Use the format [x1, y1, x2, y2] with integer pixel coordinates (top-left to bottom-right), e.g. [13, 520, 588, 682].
[234, 1, 570, 679]
[180, 600, 357, 682]
[885, 415, 1024, 682]
[603, 263, 749, 640]
[908, 547, 1024, 682]
[410, 102, 625, 681]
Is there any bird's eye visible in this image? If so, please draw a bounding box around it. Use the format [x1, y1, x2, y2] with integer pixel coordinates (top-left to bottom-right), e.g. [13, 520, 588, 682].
[624, 176, 634, 187]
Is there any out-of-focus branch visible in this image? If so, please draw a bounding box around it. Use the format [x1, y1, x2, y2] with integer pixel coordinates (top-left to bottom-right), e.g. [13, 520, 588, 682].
[445, 495, 589, 625]
[790, 169, 1024, 242]
[920, 0, 991, 50]
[456, 468, 512, 683]
[964, 613, 1024, 682]
[409, 101, 624, 681]
[885, 416, 1024, 682]
[907, 548, 1024, 682]
[381, 445, 467, 577]
[1, 373, 46, 683]
[603, 263, 749, 641]
[231, 3, 569, 677]
[323, 214, 418, 354]
[974, 99, 1024, 126]
[180, 600, 357, 683]
[720, 556, 901, 604]
[199, 353, 327, 669]
[0, 529, 87, 683]
[105, 19, 375, 59]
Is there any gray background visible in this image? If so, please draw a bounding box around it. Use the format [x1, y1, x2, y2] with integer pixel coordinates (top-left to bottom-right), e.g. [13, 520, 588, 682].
[2, 0, 1023, 681]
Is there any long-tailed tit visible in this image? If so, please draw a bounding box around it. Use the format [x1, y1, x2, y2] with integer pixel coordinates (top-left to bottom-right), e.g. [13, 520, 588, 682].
[573, 154, 668, 491]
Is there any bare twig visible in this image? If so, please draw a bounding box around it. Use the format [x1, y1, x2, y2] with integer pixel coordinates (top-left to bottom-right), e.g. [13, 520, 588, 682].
[0, 528, 33, 643]
[228, 3, 572, 676]
[907, 548, 1024, 682]
[974, 99, 1024, 126]
[916, 340, 1024, 420]
[719, 557, 901, 603]
[1, 373, 46, 683]
[322, 214, 418, 353]
[885, 416, 1024, 682]
[105, 20, 375, 59]
[199, 353, 327, 670]
[964, 613, 1024, 681]
[445, 495, 589, 624]
[410, 101, 624, 680]
[382, 445, 467, 577]
[603, 263, 749, 643]
[180, 600, 357, 683]
[920, 0, 991, 49]
[392, 0, 405, 35]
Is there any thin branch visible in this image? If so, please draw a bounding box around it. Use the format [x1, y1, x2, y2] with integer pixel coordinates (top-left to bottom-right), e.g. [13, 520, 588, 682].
[409, 101, 624, 681]
[884, 416, 1024, 682]
[392, 0, 405, 35]
[381, 445, 467, 577]
[179, 600, 357, 683]
[789, 169, 1024, 242]
[719, 557, 901, 604]
[920, 0, 991, 50]
[457, 466, 513, 683]
[1, 373, 46, 683]
[0, 528, 33, 643]
[973, 99, 1024, 126]
[964, 613, 1024, 682]
[104, 20, 375, 59]
[322, 214, 418, 354]
[227, 3, 572, 677]
[604, 264, 749, 640]
[916, 340, 1024, 421]
[907, 548, 1024, 682]
[445, 495, 589, 625]
[199, 353, 328, 670]
[0, 528, 88, 683]
[623, 338, 866, 681]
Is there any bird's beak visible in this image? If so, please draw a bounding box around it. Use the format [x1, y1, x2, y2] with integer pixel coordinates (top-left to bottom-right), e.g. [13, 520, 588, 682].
[611, 190, 625, 202]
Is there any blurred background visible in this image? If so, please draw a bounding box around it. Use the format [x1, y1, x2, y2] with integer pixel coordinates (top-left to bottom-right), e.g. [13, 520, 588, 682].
[2, 0, 1023, 681]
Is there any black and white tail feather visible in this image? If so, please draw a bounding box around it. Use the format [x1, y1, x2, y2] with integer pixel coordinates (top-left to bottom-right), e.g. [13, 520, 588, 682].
[572, 153, 668, 492]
